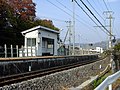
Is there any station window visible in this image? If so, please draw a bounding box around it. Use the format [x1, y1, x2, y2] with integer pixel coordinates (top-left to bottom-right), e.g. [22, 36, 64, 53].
[47, 39, 54, 49]
[27, 38, 36, 46]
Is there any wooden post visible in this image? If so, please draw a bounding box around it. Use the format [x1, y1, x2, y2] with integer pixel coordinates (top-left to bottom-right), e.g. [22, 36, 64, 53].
[16, 45, 19, 57]
[11, 45, 13, 57]
[4, 44, 7, 58]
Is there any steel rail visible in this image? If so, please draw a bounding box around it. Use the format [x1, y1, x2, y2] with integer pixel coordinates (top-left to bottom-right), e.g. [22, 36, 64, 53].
[0, 57, 100, 87]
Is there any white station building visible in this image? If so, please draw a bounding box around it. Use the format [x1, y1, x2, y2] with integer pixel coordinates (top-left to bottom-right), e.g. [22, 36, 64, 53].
[20, 25, 59, 57]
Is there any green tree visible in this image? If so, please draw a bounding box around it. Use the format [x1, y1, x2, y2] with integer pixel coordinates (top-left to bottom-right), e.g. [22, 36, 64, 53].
[33, 19, 59, 31]
[0, 0, 15, 45]
[0, 0, 59, 46]
[113, 43, 120, 52]
[113, 43, 120, 71]
[0, 0, 34, 45]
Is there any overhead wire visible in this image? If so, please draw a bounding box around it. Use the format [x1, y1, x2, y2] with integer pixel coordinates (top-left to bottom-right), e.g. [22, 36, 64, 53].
[55, 0, 90, 25]
[98, 0, 105, 11]
[92, 0, 104, 13]
[76, 0, 114, 36]
[55, 0, 107, 39]
[86, 0, 105, 21]
[103, 0, 109, 11]
[105, 0, 117, 38]
[102, 0, 117, 40]
[46, 0, 106, 41]
[46, 0, 97, 30]
[106, 0, 112, 10]
[46, 0, 73, 17]
[74, 0, 109, 35]
[56, 0, 106, 40]
[112, 19, 119, 37]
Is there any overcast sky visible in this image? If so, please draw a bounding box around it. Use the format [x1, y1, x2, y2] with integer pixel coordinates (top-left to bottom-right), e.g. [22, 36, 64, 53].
[33, 0, 120, 44]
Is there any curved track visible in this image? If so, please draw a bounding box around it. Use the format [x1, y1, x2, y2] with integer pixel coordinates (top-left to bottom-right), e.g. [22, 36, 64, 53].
[0, 56, 100, 87]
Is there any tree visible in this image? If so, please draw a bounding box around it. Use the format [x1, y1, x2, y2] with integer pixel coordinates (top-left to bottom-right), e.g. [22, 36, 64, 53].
[113, 43, 120, 52]
[0, 0, 14, 29]
[0, 0, 16, 45]
[33, 19, 59, 31]
[0, 0, 34, 46]
[0, 0, 59, 46]
[113, 43, 120, 71]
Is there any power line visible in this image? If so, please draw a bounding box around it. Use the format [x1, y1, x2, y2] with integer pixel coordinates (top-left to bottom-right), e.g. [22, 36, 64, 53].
[112, 19, 119, 37]
[106, 0, 112, 10]
[56, 0, 90, 24]
[92, 0, 104, 13]
[46, 0, 73, 17]
[40, 16, 88, 39]
[74, 0, 108, 35]
[98, 0, 105, 11]
[55, 0, 96, 28]
[77, 0, 114, 36]
[46, 0, 107, 41]
[46, 0, 95, 30]
[86, 0, 105, 21]
[103, 0, 109, 11]
[56, 0, 72, 12]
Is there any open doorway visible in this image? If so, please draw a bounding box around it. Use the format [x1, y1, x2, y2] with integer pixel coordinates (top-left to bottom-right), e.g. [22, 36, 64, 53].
[42, 37, 54, 56]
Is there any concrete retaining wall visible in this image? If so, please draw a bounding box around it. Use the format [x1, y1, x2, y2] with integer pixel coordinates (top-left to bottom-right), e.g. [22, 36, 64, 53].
[0, 57, 110, 90]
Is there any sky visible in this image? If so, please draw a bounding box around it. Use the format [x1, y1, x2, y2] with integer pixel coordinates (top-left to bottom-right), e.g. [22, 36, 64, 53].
[33, 0, 120, 44]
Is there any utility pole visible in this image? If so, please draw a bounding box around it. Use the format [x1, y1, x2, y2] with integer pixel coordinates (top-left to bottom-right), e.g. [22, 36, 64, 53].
[103, 11, 115, 90]
[72, 0, 75, 55]
[103, 11, 114, 49]
[66, 21, 72, 55]
[69, 21, 72, 55]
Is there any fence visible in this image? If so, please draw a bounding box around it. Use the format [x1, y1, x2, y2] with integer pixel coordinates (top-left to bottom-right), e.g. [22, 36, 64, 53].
[0, 44, 100, 58]
[19, 46, 37, 57]
[0, 44, 37, 58]
[0, 44, 19, 58]
[95, 70, 120, 90]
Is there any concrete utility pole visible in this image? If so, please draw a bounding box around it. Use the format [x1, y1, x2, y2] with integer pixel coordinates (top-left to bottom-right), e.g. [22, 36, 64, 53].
[66, 21, 72, 55]
[104, 11, 114, 90]
[68, 21, 72, 55]
[103, 11, 114, 49]
[72, 0, 75, 55]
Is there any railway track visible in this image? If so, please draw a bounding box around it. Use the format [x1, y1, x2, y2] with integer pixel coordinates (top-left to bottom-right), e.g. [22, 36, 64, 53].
[0, 56, 100, 87]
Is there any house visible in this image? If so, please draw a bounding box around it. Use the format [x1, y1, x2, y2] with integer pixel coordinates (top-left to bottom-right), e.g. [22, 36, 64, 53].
[89, 47, 103, 54]
[20, 25, 59, 57]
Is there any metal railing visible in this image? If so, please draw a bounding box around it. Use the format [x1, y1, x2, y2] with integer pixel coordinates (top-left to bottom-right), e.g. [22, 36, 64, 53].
[95, 70, 120, 90]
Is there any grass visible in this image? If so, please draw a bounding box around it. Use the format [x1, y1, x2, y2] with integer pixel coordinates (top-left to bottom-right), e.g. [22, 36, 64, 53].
[93, 71, 112, 89]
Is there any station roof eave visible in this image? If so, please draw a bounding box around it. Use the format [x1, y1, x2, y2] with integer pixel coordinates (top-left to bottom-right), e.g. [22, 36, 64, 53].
[21, 25, 60, 36]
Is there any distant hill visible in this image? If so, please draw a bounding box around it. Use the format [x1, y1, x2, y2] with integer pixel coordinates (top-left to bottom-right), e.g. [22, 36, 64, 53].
[73, 38, 120, 50]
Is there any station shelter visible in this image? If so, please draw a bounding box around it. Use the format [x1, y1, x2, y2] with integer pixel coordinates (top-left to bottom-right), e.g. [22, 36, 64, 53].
[20, 25, 59, 56]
